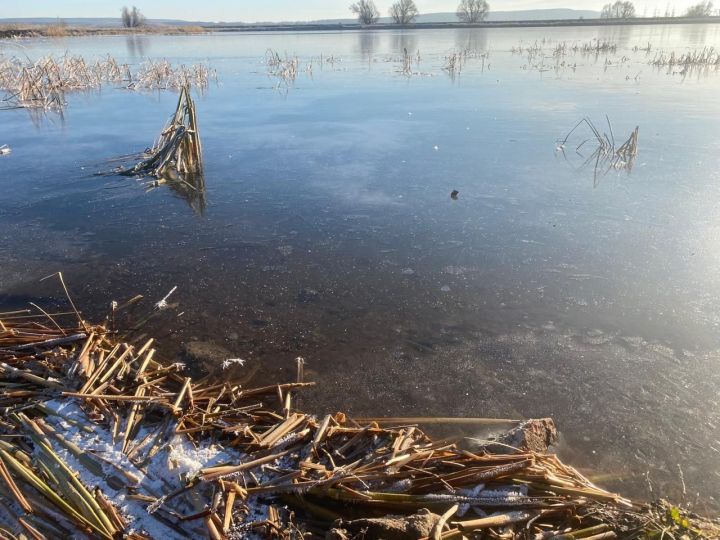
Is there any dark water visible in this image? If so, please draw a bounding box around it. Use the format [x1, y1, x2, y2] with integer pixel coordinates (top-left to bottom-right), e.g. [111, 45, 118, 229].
[1, 25, 720, 512]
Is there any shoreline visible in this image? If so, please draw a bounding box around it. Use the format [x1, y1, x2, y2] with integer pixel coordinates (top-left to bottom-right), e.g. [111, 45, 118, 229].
[1, 301, 718, 538]
[0, 25, 205, 39]
[206, 16, 720, 33]
[1, 16, 719, 40]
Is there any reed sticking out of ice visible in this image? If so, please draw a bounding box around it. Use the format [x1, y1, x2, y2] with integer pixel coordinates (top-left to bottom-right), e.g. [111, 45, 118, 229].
[121, 85, 203, 181]
[264, 48, 314, 94]
[650, 46, 720, 75]
[557, 117, 639, 187]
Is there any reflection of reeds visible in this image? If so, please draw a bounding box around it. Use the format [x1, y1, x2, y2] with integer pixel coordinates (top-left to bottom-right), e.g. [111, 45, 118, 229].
[557, 117, 639, 187]
[164, 171, 207, 215]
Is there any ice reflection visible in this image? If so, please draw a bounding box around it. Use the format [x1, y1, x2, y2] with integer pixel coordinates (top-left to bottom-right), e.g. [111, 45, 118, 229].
[167, 172, 207, 216]
[356, 30, 379, 62]
[125, 34, 149, 58]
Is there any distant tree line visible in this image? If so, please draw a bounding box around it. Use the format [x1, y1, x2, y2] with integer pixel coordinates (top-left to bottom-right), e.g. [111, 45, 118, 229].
[349, 0, 491, 25]
[685, 0, 714, 16]
[456, 0, 490, 22]
[348, 0, 718, 26]
[601, 0, 636, 18]
[121, 6, 145, 28]
[350, 1, 381, 24]
[601, 0, 716, 18]
[389, 0, 420, 24]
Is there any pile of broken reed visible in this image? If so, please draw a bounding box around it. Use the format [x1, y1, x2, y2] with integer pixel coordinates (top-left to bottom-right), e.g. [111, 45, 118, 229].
[120, 85, 203, 182]
[0, 298, 717, 539]
[0, 54, 214, 111]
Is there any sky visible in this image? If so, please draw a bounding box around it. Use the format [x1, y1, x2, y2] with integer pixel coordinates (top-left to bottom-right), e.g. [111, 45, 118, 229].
[0, 0, 704, 22]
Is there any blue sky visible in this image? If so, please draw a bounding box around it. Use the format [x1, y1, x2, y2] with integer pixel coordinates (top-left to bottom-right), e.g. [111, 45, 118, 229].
[0, 0, 700, 22]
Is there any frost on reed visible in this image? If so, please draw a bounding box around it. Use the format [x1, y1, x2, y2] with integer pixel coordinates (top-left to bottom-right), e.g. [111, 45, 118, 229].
[129, 59, 215, 91]
[265, 49, 313, 93]
[513, 39, 618, 58]
[0, 284, 717, 539]
[512, 39, 620, 73]
[0, 54, 214, 111]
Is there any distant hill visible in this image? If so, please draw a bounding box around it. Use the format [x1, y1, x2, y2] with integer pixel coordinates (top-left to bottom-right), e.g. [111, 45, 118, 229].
[1, 9, 601, 28]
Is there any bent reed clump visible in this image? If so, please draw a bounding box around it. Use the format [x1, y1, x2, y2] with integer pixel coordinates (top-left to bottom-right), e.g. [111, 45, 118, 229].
[0, 54, 215, 111]
[0, 279, 717, 539]
[119, 85, 203, 185]
[556, 116, 639, 186]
